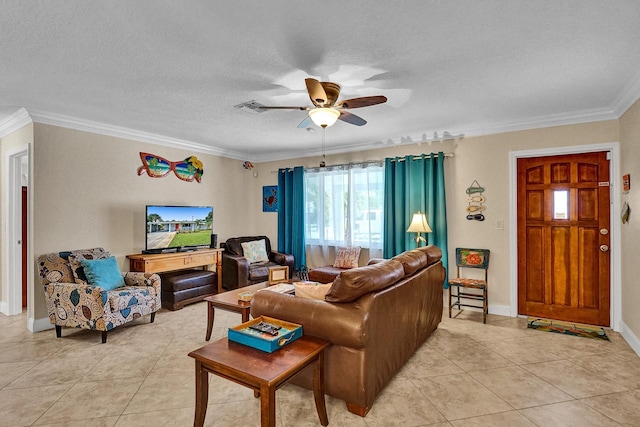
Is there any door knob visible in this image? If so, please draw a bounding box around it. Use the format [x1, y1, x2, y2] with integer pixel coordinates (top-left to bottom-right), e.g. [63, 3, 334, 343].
[600, 245, 609, 252]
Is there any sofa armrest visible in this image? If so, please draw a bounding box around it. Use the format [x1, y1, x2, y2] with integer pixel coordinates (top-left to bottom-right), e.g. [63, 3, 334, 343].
[270, 251, 295, 271]
[250, 291, 369, 349]
[222, 253, 250, 289]
[43, 282, 108, 322]
[123, 272, 161, 294]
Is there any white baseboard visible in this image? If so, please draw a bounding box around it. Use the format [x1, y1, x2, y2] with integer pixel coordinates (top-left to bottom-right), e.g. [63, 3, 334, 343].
[0, 301, 8, 315]
[620, 320, 640, 358]
[30, 317, 54, 333]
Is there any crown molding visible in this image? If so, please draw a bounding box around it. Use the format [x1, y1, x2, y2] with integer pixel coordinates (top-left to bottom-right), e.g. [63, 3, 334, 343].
[28, 109, 249, 161]
[0, 108, 33, 138]
[611, 69, 640, 117]
[11, 102, 627, 164]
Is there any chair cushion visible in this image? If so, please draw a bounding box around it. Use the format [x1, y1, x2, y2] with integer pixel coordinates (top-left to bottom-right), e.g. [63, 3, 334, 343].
[248, 261, 280, 281]
[108, 286, 155, 311]
[81, 257, 125, 291]
[241, 239, 270, 263]
[333, 246, 361, 269]
[449, 278, 487, 289]
[68, 248, 111, 284]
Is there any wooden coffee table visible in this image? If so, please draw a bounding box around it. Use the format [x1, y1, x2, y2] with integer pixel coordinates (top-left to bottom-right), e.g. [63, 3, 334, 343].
[188, 335, 330, 427]
[204, 281, 295, 341]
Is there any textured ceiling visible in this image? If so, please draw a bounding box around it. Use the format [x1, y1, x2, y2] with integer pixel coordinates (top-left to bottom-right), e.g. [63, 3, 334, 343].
[2, 1, 640, 162]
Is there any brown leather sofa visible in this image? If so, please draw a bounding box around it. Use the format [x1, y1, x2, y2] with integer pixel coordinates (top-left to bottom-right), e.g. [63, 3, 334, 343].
[251, 245, 445, 417]
[221, 236, 295, 290]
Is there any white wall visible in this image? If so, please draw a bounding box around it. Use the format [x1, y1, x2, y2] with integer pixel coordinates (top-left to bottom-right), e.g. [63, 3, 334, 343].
[619, 98, 640, 352]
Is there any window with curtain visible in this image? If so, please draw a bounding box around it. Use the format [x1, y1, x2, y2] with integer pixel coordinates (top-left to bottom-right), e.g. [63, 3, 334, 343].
[304, 163, 384, 250]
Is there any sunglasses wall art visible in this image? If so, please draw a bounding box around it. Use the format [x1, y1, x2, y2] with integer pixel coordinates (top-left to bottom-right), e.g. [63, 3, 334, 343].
[138, 152, 204, 183]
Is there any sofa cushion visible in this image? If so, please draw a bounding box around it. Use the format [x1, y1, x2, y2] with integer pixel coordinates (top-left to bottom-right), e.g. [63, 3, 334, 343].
[241, 239, 270, 263]
[392, 249, 428, 275]
[68, 248, 111, 284]
[416, 245, 443, 266]
[333, 246, 361, 269]
[325, 259, 405, 303]
[309, 266, 347, 283]
[81, 257, 125, 291]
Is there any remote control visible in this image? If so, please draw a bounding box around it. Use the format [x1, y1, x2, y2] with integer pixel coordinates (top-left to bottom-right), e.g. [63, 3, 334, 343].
[248, 322, 281, 336]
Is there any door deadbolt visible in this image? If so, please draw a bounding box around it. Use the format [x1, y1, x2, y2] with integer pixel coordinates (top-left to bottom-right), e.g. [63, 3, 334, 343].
[600, 245, 609, 252]
[600, 228, 609, 235]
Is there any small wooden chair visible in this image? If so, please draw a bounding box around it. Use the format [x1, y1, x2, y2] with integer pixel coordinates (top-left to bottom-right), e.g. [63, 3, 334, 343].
[448, 248, 490, 323]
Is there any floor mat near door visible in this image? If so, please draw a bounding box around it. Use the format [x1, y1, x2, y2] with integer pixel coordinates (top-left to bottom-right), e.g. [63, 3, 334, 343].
[527, 317, 609, 341]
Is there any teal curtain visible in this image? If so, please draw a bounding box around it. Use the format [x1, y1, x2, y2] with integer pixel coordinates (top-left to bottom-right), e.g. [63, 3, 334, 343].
[383, 152, 448, 280]
[278, 166, 306, 270]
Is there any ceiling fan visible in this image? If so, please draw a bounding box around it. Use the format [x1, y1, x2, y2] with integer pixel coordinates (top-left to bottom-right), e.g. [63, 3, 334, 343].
[248, 78, 387, 128]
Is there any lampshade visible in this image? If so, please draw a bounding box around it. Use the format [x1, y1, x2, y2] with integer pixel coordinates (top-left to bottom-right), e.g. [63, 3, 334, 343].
[406, 211, 432, 233]
[308, 107, 340, 128]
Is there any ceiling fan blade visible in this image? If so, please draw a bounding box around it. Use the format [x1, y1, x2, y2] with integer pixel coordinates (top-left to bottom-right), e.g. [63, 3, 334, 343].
[258, 105, 309, 110]
[297, 116, 313, 128]
[305, 78, 327, 106]
[336, 95, 387, 109]
[338, 111, 367, 126]
[319, 81, 341, 106]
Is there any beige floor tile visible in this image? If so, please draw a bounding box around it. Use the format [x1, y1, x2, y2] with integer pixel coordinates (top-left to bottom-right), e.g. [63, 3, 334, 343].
[397, 344, 463, 379]
[114, 407, 197, 427]
[450, 410, 536, 426]
[438, 342, 514, 372]
[469, 366, 573, 409]
[34, 377, 145, 425]
[581, 389, 640, 425]
[521, 359, 629, 399]
[571, 352, 640, 389]
[277, 385, 365, 427]
[480, 336, 567, 365]
[0, 339, 67, 363]
[122, 371, 195, 414]
[363, 376, 448, 427]
[36, 416, 119, 427]
[412, 373, 512, 420]
[0, 360, 38, 388]
[0, 384, 71, 427]
[81, 352, 160, 382]
[519, 400, 621, 426]
[5, 356, 97, 389]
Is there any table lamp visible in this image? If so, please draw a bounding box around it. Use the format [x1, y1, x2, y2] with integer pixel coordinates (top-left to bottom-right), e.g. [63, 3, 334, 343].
[406, 211, 432, 247]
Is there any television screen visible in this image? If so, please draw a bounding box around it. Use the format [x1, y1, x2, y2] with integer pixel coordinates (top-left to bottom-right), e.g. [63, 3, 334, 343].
[146, 205, 213, 251]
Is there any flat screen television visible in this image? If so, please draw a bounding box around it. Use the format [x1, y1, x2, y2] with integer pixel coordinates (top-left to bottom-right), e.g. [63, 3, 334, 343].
[145, 205, 213, 253]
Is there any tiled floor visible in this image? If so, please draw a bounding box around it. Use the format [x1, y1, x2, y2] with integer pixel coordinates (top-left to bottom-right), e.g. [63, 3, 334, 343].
[1, 303, 640, 426]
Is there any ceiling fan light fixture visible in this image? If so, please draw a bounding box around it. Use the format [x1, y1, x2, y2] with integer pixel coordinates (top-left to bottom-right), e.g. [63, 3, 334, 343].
[309, 107, 340, 128]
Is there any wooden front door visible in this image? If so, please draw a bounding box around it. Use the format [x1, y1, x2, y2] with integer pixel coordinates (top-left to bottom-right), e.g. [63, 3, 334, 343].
[517, 152, 610, 326]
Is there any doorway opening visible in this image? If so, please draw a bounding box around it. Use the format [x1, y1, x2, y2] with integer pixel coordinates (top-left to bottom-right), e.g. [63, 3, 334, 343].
[5, 145, 31, 326]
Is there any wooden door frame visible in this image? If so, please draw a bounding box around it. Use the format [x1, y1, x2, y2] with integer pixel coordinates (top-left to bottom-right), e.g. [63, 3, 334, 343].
[508, 142, 621, 331]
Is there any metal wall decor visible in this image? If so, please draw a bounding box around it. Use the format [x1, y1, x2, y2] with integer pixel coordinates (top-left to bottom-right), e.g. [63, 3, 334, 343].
[466, 180, 485, 221]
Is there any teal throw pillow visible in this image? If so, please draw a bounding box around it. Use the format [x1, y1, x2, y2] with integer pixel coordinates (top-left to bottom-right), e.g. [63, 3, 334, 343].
[80, 257, 125, 291]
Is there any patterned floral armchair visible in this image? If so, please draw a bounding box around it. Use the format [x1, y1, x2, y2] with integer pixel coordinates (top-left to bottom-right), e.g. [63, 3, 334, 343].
[38, 248, 160, 343]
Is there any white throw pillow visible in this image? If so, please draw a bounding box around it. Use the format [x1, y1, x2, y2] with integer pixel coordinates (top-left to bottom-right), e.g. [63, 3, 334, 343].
[294, 281, 333, 300]
[241, 239, 270, 263]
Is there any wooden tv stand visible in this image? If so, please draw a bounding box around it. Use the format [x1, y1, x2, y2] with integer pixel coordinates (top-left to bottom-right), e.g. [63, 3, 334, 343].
[127, 248, 224, 293]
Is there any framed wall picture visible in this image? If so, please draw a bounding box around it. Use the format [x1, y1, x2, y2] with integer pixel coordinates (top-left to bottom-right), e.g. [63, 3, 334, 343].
[263, 185, 278, 212]
[268, 266, 289, 284]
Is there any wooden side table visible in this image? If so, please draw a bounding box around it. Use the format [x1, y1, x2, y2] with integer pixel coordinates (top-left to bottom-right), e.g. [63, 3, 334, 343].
[203, 281, 270, 341]
[188, 336, 330, 427]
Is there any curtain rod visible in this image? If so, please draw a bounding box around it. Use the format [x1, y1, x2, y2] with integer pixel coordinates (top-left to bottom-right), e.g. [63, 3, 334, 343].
[274, 152, 454, 173]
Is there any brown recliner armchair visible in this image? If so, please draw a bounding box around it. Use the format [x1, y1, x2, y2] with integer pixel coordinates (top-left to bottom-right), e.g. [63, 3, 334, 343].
[221, 236, 295, 290]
